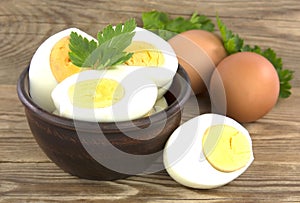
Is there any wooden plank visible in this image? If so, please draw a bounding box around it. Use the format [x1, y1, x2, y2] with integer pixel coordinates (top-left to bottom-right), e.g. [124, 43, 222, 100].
[0, 84, 300, 202]
[0, 163, 299, 202]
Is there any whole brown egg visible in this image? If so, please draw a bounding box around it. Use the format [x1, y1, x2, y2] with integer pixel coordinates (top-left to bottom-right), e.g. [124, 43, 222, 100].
[209, 52, 280, 122]
[168, 30, 227, 95]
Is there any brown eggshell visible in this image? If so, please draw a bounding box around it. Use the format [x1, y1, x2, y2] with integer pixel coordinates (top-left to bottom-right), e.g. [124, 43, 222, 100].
[168, 30, 227, 95]
[209, 52, 280, 122]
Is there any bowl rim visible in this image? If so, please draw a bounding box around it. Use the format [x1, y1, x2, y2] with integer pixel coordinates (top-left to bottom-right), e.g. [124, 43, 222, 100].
[17, 65, 191, 132]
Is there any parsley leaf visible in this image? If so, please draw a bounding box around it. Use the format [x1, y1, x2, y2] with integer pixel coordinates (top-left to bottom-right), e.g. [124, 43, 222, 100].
[142, 10, 215, 40]
[97, 18, 136, 45]
[217, 16, 294, 98]
[69, 32, 98, 67]
[142, 11, 169, 30]
[69, 18, 136, 70]
[217, 16, 244, 54]
[189, 12, 215, 32]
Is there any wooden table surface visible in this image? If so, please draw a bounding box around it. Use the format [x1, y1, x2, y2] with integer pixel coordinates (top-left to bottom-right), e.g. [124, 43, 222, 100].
[1, 0, 300, 202]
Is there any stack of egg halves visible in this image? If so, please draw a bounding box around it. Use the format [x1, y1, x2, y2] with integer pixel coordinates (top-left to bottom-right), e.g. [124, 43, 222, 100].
[29, 27, 179, 122]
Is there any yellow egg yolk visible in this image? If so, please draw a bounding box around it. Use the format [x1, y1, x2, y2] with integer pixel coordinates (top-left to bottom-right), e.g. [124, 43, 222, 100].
[68, 79, 124, 108]
[50, 36, 81, 83]
[202, 125, 251, 172]
[124, 41, 164, 66]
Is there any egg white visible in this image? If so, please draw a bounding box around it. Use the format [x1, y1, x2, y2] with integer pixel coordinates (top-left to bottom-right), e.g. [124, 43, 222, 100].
[163, 113, 254, 189]
[51, 69, 158, 122]
[29, 28, 96, 112]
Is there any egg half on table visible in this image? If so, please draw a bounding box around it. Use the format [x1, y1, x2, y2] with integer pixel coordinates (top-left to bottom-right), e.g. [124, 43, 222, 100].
[163, 113, 254, 189]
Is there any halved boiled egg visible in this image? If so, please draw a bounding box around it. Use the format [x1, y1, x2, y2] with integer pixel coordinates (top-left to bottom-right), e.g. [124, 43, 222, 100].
[117, 27, 178, 98]
[51, 69, 158, 122]
[29, 28, 96, 112]
[163, 113, 254, 189]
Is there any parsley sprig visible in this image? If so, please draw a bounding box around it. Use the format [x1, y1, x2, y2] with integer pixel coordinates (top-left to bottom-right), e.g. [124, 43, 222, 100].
[142, 10, 215, 40]
[69, 18, 136, 70]
[217, 16, 294, 98]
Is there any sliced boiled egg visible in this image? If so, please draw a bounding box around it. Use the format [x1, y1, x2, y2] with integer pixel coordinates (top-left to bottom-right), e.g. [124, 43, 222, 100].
[29, 28, 96, 112]
[163, 113, 254, 189]
[51, 69, 158, 122]
[117, 27, 178, 94]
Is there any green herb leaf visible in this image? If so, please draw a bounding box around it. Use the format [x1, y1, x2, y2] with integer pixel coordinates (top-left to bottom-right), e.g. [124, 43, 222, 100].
[90, 32, 135, 69]
[69, 18, 136, 70]
[142, 10, 215, 40]
[216, 16, 294, 98]
[142, 11, 169, 30]
[278, 69, 294, 98]
[97, 18, 136, 46]
[217, 16, 244, 54]
[69, 32, 98, 67]
[189, 12, 215, 32]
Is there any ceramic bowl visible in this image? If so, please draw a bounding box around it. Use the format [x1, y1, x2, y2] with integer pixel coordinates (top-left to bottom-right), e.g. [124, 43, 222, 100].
[17, 65, 191, 180]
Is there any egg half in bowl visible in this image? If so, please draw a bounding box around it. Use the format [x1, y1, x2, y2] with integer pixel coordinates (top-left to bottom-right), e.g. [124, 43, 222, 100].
[52, 69, 158, 122]
[29, 26, 178, 115]
[29, 28, 96, 112]
[117, 27, 178, 98]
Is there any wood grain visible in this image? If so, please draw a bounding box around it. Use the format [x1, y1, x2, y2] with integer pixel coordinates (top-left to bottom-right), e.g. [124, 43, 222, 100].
[1, 0, 300, 202]
[1, 84, 300, 202]
[1, 0, 300, 85]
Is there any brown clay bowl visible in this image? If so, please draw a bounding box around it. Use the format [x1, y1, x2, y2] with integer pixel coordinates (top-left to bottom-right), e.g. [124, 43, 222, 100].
[17, 65, 191, 180]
